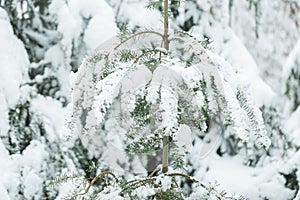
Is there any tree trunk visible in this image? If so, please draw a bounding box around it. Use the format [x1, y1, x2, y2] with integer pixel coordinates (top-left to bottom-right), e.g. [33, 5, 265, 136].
[162, 135, 169, 173]
[163, 0, 169, 50]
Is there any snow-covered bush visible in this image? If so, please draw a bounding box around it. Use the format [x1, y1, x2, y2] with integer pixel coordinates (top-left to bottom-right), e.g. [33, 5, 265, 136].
[0, 1, 119, 199]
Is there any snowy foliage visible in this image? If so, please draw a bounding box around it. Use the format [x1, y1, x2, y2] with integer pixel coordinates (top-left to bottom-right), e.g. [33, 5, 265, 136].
[70, 29, 271, 152]
[68, 12, 271, 198]
[1, 0, 300, 199]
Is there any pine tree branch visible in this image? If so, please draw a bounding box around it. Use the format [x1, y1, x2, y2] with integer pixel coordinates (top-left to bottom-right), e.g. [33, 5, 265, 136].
[75, 171, 119, 197]
[166, 173, 238, 200]
[133, 49, 167, 63]
[167, 173, 198, 183]
[122, 178, 156, 193]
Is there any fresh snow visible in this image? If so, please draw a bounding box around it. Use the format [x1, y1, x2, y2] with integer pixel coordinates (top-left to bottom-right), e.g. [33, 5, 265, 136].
[1, 0, 300, 199]
[202, 155, 294, 199]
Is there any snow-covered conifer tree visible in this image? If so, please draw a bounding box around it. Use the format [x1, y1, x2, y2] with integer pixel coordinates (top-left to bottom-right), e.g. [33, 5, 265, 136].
[67, 0, 271, 199]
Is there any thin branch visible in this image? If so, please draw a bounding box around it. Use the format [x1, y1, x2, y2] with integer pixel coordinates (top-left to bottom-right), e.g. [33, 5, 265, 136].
[148, 166, 161, 178]
[122, 178, 156, 193]
[75, 171, 119, 197]
[163, 0, 169, 50]
[124, 176, 156, 186]
[171, 177, 180, 188]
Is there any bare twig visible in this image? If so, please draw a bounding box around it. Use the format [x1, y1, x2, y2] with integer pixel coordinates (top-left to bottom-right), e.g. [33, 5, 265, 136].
[122, 177, 156, 193]
[75, 171, 119, 197]
[148, 166, 161, 178]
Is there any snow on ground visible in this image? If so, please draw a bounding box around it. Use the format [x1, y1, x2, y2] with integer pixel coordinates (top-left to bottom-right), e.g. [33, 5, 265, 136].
[201, 155, 294, 199]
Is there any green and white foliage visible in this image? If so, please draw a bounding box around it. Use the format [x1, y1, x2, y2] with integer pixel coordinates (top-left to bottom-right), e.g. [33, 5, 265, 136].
[0, 0, 67, 102]
[68, 23, 270, 197]
[2, 101, 44, 154]
[1, 0, 117, 105]
[0, 0, 55, 62]
[0, 8, 63, 199]
[2, 0, 299, 199]
[0, 1, 118, 199]
[239, 105, 294, 167]
[105, 1, 275, 166]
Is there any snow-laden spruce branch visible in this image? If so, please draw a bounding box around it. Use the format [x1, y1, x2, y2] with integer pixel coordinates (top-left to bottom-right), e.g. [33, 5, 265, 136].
[65, 169, 241, 200]
[67, 0, 271, 198]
